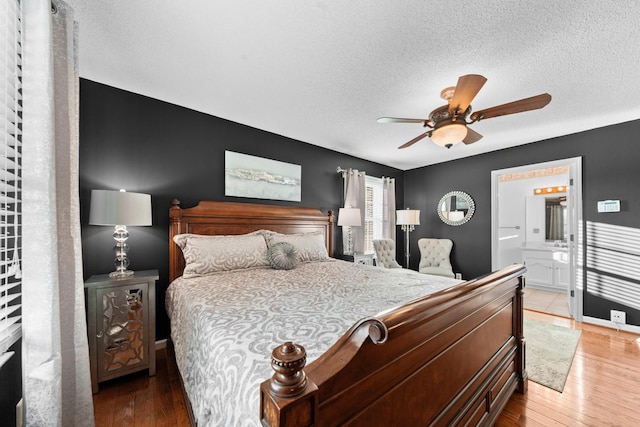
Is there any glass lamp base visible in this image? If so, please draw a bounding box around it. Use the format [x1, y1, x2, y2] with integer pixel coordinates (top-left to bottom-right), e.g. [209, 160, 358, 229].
[343, 227, 354, 255]
[109, 269, 134, 279]
[111, 225, 134, 279]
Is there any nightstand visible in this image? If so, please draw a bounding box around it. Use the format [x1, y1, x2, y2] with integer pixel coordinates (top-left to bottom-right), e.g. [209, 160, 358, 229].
[353, 253, 375, 266]
[84, 269, 158, 393]
[336, 253, 376, 265]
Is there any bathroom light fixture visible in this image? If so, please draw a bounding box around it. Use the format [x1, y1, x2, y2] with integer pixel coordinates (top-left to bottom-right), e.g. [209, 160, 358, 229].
[533, 186, 566, 195]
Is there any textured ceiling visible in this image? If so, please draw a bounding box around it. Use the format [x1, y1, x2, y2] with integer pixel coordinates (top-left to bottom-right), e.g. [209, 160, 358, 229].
[65, 0, 640, 170]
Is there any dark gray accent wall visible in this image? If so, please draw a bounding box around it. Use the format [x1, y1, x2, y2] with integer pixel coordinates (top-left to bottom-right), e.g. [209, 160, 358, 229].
[79, 78, 639, 333]
[404, 119, 640, 326]
[78, 79, 404, 340]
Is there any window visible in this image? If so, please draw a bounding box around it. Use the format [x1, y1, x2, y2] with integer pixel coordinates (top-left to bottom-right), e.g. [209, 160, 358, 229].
[0, 0, 22, 359]
[364, 176, 384, 254]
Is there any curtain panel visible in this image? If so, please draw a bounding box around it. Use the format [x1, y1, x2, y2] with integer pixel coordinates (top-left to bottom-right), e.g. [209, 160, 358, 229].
[548, 204, 564, 241]
[382, 177, 396, 241]
[343, 169, 366, 254]
[22, 0, 94, 425]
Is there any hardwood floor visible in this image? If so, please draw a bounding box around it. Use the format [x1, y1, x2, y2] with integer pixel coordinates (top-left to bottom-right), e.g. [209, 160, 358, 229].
[496, 311, 640, 426]
[93, 345, 190, 427]
[93, 311, 640, 426]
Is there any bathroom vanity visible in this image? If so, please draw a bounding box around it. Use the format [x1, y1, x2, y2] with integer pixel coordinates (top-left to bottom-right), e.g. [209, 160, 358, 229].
[521, 245, 569, 291]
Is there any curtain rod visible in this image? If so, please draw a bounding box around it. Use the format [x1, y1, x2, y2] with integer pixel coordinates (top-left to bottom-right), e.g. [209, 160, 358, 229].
[337, 167, 395, 180]
[336, 166, 366, 174]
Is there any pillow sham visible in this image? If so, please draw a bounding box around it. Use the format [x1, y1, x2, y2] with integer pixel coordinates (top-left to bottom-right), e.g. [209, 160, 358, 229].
[266, 242, 299, 270]
[266, 231, 329, 262]
[246, 229, 279, 237]
[173, 233, 269, 277]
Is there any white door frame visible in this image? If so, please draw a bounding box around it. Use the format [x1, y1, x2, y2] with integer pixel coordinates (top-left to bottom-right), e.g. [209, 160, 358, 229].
[491, 157, 583, 320]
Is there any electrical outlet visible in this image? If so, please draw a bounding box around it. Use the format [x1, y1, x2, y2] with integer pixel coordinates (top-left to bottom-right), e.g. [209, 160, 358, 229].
[610, 310, 626, 324]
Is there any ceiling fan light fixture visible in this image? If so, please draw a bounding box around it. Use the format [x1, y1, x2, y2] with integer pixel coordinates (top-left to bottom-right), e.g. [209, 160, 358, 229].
[431, 122, 467, 148]
[380, 74, 551, 150]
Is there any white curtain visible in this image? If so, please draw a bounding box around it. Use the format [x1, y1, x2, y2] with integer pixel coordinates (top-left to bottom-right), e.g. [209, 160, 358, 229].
[381, 177, 396, 241]
[343, 169, 366, 254]
[22, 1, 94, 425]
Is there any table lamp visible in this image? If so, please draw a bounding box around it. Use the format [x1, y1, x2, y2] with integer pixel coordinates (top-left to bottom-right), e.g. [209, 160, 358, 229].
[89, 189, 152, 278]
[337, 207, 361, 255]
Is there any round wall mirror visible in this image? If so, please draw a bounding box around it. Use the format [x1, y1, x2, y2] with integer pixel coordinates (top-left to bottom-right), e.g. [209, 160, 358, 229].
[437, 191, 475, 226]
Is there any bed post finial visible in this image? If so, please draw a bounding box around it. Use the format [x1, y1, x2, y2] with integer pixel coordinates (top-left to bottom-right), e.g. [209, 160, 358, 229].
[268, 342, 307, 398]
[261, 342, 318, 427]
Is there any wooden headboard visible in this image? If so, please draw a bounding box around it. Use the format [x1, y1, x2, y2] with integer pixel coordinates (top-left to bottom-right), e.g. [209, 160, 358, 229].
[169, 200, 335, 281]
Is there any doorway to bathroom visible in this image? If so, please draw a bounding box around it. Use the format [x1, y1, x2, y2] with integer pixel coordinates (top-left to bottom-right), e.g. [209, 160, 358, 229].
[491, 157, 583, 320]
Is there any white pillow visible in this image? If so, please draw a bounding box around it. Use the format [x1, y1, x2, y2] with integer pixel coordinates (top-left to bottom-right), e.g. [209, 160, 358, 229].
[265, 231, 329, 262]
[173, 233, 269, 277]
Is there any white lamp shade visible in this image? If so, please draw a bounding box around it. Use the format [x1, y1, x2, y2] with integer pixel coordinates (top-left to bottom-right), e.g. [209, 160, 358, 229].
[396, 209, 420, 226]
[337, 207, 361, 227]
[89, 189, 152, 226]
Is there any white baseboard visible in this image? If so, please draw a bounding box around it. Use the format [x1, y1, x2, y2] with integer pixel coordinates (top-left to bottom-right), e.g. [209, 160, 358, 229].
[155, 339, 167, 350]
[583, 316, 640, 335]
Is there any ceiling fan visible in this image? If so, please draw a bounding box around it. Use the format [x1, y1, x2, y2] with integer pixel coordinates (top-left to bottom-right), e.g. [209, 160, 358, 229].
[377, 74, 551, 149]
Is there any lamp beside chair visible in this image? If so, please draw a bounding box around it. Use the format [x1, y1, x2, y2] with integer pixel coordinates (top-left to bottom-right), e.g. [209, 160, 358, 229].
[396, 208, 420, 269]
[337, 207, 361, 255]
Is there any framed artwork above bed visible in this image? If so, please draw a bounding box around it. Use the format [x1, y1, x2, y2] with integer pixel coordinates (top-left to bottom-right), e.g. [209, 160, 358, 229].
[225, 150, 301, 202]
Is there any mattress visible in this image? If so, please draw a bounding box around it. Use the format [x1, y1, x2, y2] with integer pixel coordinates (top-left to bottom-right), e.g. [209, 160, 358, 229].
[166, 259, 459, 426]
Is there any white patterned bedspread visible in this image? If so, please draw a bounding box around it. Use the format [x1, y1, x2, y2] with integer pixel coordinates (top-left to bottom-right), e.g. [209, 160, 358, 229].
[166, 259, 460, 426]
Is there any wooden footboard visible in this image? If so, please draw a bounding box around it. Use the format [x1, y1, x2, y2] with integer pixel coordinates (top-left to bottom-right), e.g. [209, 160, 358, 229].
[260, 264, 527, 427]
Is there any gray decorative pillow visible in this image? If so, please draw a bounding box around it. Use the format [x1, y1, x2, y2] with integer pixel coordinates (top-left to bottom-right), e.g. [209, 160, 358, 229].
[267, 242, 299, 270]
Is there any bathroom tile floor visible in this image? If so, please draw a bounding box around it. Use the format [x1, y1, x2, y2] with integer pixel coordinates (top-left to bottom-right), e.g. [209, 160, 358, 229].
[524, 288, 571, 317]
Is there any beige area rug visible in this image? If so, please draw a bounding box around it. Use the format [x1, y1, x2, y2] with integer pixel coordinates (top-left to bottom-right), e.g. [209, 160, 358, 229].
[524, 318, 581, 392]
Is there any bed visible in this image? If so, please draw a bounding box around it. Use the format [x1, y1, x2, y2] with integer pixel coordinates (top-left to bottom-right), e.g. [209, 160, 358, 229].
[166, 200, 527, 426]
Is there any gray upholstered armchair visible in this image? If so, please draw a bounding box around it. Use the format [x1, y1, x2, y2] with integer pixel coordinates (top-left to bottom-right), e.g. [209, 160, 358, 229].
[417, 238, 455, 278]
[372, 239, 402, 268]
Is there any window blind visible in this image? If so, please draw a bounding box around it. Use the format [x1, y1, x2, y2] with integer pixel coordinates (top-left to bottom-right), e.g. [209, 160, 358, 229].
[0, 0, 22, 359]
[364, 176, 384, 254]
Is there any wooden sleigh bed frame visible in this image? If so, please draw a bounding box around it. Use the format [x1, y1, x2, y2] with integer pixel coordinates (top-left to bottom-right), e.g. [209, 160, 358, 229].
[169, 200, 527, 426]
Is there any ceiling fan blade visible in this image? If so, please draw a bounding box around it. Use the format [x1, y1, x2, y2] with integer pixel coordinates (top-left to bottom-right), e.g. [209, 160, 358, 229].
[470, 93, 552, 121]
[462, 127, 483, 145]
[449, 74, 487, 114]
[398, 131, 431, 149]
[377, 117, 425, 124]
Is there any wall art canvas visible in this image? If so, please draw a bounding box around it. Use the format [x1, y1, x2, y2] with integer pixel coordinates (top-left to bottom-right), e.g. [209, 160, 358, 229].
[225, 151, 301, 202]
